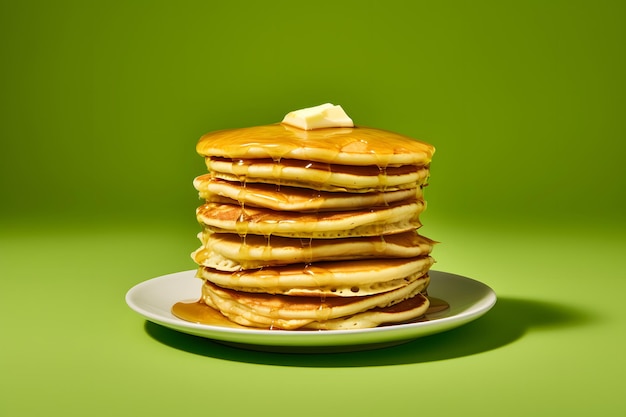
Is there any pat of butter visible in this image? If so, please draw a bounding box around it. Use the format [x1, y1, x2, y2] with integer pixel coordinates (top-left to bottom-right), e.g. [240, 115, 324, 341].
[281, 103, 354, 130]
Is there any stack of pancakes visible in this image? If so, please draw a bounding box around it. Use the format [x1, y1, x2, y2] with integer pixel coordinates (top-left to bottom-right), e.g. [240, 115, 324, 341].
[191, 123, 436, 330]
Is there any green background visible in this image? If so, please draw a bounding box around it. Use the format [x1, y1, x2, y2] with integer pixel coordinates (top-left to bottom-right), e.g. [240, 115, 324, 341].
[1, 1, 624, 416]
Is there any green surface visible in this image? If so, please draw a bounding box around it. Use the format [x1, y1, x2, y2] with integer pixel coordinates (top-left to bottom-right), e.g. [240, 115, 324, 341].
[1, 1, 625, 416]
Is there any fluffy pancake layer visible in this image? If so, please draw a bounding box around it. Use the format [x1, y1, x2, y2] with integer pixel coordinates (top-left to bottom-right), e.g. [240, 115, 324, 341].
[194, 176, 422, 211]
[206, 157, 430, 192]
[196, 200, 424, 238]
[197, 257, 433, 296]
[193, 231, 435, 270]
[303, 293, 430, 330]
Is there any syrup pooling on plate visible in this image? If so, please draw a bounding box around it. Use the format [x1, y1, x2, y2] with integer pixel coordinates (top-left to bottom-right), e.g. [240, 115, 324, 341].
[172, 300, 247, 329]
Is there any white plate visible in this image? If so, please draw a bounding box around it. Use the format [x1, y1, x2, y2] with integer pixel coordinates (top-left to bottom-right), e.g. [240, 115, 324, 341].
[126, 270, 496, 352]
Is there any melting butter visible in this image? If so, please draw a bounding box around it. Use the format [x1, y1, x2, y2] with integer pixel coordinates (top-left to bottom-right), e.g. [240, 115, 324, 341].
[281, 103, 354, 130]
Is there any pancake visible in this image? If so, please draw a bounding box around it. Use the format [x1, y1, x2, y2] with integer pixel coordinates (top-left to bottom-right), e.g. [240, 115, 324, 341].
[193, 230, 436, 270]
[196, 200, 425, 238]
[302, 293, 430, 330]
[196, 124, 435, 167]
[194, 176, 423, 211]
[197, 256, 433, 296]
[205, 157, 430, 192]
[201, 277, 429, 330]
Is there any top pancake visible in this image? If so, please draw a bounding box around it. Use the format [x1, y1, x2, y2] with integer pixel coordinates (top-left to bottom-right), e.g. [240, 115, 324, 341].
[196, 124, 435, 167]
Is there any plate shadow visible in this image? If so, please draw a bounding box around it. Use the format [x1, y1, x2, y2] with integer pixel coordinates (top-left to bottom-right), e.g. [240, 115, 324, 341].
[143, 296, 596, 367]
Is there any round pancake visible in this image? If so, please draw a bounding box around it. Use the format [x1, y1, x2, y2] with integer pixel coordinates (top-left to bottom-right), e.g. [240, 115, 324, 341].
[196, 201, 425, 238]
[197, 256, 433, 296]
[196, 124, 435, 167]
[302, 293, 429, 330]
[194, 176, 422, 211]
[201, 277, 429, 330]
[205, 157, 430, 192]
[193, 231, 436, 270]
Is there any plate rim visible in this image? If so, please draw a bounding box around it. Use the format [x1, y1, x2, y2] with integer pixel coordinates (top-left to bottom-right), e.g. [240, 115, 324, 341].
[125, 269, 496, 348]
